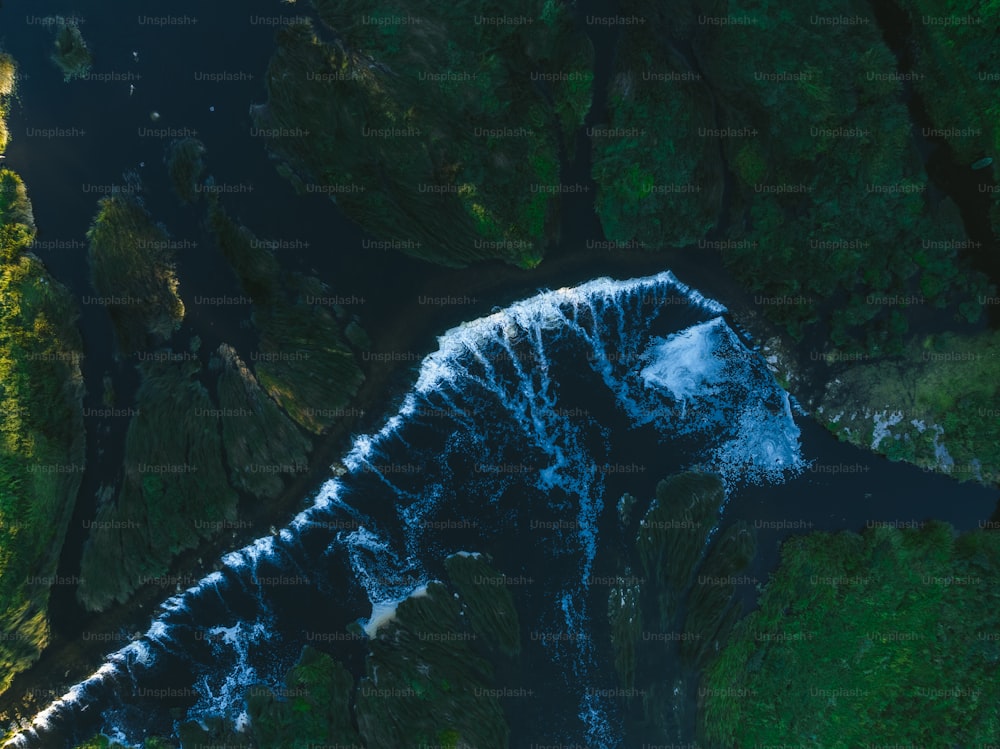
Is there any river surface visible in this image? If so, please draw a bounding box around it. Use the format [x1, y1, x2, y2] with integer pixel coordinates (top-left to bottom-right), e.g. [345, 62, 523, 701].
[1, 1, 997, 747]
[4, 270, 996, 748]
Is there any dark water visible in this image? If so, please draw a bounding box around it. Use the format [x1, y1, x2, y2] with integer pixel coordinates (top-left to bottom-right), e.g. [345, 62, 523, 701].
[4, 272, 996, 748]
[1, 0, 440, 638]
[1, 1, 998, 748]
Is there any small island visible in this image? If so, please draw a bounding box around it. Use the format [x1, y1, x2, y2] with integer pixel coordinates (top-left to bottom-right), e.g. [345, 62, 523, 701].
[50, 16, 93, 82]
[86, 187, 186, 356]
[77, 356, 236, 612]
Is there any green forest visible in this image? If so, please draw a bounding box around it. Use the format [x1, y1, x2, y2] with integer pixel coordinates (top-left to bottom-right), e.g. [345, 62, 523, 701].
[701, 522, 1000, 747]
[0, 0, 998, 744]
[257, 0, 593, 266]
[0, 68, 86, 694]
[0, 53, 86, 694]
[249, 0, 1000, 490]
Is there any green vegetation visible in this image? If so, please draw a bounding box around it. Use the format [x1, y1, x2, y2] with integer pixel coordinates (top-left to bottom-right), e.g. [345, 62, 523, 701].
[0, 161, 85, 695]
[0, 53, 13, 98]
[165, 138, 207, 205]
[50, 17, 92, 82]
[256, 0, 593, 267]
[243, 647, 361, 749]
[443, 552, 520, 656]
[898, 0, 999, 164]
[211, 343, 313, 499]
[207, 197, 364, 434]
[896, 0, 1000, 258]
[0, 51, 15, 153]
[700, 522, 1000, 747]
[588, 0, 1000, 486]
[171, 554, 519, 748]
[609, 473, 755, 741]
[690, 0, 991, 349]
[86, 191, 185, 355]
[355, 580, 509, 748]
[76, 357, 236, 611]
[818, 330, 1000, 485]
[0, 182, 86, 689]
[591, 0, 721, 248]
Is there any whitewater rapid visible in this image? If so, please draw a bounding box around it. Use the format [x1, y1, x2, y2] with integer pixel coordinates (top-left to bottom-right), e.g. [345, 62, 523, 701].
[5, 271, 806, 748]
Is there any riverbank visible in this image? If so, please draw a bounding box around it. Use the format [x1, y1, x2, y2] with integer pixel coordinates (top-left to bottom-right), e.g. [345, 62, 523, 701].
[0, 238, 730, 730]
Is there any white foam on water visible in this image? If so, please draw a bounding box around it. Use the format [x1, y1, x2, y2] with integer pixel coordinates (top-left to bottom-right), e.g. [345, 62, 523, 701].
[233, 710, 251, 733]
[11, 271, 802, 749]
[3, 659, 124, 747]
[188, 617, 276, 724]
[221, 536, 277, 585]
[641, 319, 727, 407]
[362, 583, 431, 638]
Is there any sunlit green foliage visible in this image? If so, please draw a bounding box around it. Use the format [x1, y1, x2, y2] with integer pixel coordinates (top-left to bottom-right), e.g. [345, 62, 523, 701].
[0, 53, 14, 98]
[0, 51, 15, 153]
[76, 358, 236, 611]
[86, 191, 185, 355]
[257, 0, 593, 267]
[700, 522, 1000, 747]
[0, 165, 84, 694]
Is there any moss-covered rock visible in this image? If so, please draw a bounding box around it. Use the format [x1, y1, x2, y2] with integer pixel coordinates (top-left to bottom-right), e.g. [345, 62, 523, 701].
[817, 330, 1000, 485]
[165, 138, 207, 205]
[246, 646, 361, 749]
[356, 581, 509, 748]
[212, 343, 313, 499]
[77, 357, 236, 611]
[444, 552, 520, 657]
[254, 0, 594, 267]
[50, 16, 92, 82]
[609, 472, 756, 742]
[86, 190, 185, 356]
[206, 197, 364, 434]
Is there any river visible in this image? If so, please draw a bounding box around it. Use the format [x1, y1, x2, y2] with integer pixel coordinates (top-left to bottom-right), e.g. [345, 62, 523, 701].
[0, 0, 997, 747]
